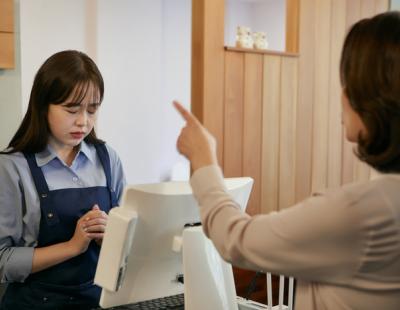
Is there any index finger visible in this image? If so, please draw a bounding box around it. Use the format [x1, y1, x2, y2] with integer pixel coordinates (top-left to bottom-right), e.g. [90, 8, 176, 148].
[173, 101, 199, 124]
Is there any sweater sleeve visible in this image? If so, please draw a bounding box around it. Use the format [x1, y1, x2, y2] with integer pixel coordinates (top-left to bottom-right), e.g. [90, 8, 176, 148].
[190, 165, 365, 284]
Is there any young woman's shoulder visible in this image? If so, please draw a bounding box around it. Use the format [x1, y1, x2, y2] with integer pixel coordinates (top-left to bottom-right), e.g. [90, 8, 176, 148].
[100, 143, 126, 199]
[0, 151, 28, 171]
[102, 143, 123, 166]
[0, 152, 31, 188]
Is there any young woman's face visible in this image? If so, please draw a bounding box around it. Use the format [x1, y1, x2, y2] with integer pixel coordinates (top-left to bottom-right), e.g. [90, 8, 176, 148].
[341, 89, 367, 142]
[47, 83, 100, 151]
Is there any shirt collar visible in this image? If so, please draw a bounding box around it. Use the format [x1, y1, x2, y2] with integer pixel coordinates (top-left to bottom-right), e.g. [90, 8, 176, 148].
[35, 145, 57, 167]
[79, 140, 96, 164]
[35, 141, 96, 167]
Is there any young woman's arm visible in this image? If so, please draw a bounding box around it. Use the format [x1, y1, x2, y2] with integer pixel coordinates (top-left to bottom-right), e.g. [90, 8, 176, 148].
[0, 155, 105, 278]
[0, 155, 34, 282]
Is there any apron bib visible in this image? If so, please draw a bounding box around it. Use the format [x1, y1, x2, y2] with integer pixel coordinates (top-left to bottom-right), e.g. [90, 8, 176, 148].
[1, 144, 118, 310]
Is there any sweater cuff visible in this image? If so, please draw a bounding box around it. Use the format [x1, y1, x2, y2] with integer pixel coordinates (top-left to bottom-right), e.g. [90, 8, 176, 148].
[190, 165, 227, 204]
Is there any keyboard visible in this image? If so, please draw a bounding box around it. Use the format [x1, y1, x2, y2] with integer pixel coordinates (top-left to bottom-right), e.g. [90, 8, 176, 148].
[95, 293, 184, 310]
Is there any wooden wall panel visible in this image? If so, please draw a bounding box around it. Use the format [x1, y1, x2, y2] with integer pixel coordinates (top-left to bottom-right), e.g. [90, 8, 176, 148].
[224, 52, 244, 177]
[0, 32, 14, 69]
[191, 0, 225, 165]
[0, 0, 14, 69]
[327, 0, 346, 189]
[286, 0, 300, 53]
[375, 0, 390, 13]
[261, 55, 281, 214]
[279, 57, 298, 210]
[361, 0, 378, 18]
[220, 1, 389, 215]
[242, 54, 263, 215]
[311, 0, 331, 193]
[295, 0, 314, 202]
[0, 0, 13, 32]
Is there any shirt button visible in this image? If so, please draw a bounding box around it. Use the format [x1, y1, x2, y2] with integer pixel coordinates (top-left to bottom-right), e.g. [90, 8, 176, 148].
[47, 213, 54, 218]
[41, 193, 48, 198]
[43, 297, 48, 302]
[72, 177, 78, 182]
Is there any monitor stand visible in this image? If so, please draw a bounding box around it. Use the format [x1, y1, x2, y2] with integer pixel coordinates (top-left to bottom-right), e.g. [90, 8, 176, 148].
[181, 225, 238, 310]
[180, 226, 289, 310]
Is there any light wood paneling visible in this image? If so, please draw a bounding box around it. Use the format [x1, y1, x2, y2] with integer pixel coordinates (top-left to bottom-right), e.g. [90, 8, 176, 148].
[361, 0, 378, 18]
[224, 51, 244, 177]
[345, 0, 361, 31]
[0, 0, 14, 69]
[375, 0, 389, 13]
[242, 54, 263, 215]
[286, 0, 300, 53]
[191, 0, 225, 165]
[311, 0, 331, 193]
[191, 0, 205, 122]
[295, 0, 314, 201]
[222, 1, 389, 215]
[279, 57, 298, 209]
[0, 32, 14, 69]
[327, 0, 346, 189]
[261, 55, 281, 214]
[0, 0, 13, 32]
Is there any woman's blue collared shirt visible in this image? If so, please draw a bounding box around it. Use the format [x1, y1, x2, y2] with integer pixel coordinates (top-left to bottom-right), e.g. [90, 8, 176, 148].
[0, 141, 126, 283]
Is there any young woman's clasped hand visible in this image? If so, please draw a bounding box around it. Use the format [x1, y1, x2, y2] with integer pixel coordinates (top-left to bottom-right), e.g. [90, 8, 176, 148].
[70, 204, 109, 255]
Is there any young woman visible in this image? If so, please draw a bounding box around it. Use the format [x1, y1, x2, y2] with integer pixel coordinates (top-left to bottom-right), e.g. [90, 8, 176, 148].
[174, 11, 400, 310]
[0, 50, 126, 309]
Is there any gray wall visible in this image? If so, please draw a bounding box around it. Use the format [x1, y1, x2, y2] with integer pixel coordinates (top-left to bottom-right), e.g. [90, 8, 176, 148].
[391, 0, 400, 10]
[0, 0, 22, 150]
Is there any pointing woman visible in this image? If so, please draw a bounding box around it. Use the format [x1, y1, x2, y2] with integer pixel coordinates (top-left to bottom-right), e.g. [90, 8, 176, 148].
[175, 11, 400, 310]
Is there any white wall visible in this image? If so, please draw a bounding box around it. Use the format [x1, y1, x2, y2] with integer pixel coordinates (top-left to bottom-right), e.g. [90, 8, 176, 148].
[20, 0, 91, 111]
[225, 0, 286, 51]
[16, 0, 191, 184]
[96, 0, 191, 184]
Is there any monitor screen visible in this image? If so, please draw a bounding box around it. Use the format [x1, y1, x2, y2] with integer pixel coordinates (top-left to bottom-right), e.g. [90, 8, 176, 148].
[94, 177, 253, 308]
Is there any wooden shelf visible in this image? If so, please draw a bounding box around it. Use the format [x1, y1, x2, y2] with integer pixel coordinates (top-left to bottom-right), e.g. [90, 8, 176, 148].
[225, 46, 299, 58]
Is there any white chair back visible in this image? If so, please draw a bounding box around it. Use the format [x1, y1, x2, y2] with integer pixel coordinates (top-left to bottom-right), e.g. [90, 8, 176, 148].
[266, 274, 294, 310]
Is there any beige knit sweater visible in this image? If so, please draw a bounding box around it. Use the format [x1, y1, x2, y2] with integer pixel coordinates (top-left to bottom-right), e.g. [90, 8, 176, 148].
[190, 165, 400, 310]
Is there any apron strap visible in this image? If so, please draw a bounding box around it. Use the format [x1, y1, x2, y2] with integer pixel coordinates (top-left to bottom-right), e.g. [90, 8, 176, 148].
[23, 152, 60, 226]
[94, 143, 119, 207]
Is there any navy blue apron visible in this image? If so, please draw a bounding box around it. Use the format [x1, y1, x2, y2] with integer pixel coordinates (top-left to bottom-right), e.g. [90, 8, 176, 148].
[0, 144, 118, 310]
